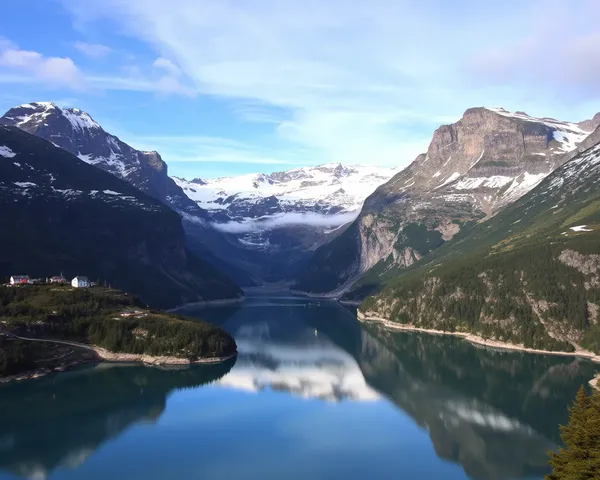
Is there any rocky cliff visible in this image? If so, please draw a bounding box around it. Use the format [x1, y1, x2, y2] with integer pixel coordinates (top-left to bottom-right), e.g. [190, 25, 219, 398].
[359, 127, 600, 354]
[295, 107, 598, 296]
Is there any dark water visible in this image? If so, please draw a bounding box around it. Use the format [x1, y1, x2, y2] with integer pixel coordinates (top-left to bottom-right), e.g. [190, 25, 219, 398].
[0, 296, 598, 480]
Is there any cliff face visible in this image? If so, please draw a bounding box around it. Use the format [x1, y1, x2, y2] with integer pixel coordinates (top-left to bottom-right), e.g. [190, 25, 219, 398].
[0, 126, 242, 307]
[295, 107, 598, 296]
[359, 128, 600, 354]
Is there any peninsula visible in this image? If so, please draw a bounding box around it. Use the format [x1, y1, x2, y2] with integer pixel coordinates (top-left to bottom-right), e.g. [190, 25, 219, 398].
[0, 284, 237, 382]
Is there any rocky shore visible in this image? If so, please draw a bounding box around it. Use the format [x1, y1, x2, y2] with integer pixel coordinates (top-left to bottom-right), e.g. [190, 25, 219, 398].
[358, 311, 600, 363]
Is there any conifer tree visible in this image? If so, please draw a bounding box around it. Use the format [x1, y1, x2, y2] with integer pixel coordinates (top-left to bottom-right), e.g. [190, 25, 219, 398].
[547, 385, 600, 479]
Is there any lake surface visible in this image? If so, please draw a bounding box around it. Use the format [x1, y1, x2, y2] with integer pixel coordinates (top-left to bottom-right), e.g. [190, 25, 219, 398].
[1, 296, 598, 480]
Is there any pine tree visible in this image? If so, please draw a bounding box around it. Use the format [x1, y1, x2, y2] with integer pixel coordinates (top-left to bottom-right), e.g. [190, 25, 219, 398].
[547, 385, 600, 479]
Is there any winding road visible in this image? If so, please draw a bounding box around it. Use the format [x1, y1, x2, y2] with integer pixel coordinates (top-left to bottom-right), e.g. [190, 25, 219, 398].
[0, 331, 96, 351]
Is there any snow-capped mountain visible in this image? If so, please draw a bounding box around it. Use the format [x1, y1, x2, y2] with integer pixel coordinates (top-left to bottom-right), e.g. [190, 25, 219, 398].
[296, 106, 600, 295]
[0, 125, 241, 306]
[173, 164, 396, 259]
[0, 101, 205, 217]
[0, 101, 263, 287]
[175, 163, 396, 220]
[215, 307, 379, 402]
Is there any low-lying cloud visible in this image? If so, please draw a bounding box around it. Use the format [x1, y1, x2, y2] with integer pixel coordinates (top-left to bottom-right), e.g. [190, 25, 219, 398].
[211, 211, 358, 234]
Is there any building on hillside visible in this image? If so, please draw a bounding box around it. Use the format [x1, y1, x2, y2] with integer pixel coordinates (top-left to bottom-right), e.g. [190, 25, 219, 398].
[10, 275, 29, 285]
[71, 276, 90, 288]
[50, 275, 68, 284]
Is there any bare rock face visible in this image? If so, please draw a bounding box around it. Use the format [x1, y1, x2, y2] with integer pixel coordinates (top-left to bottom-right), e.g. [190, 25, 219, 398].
[295, 107, 599, 295]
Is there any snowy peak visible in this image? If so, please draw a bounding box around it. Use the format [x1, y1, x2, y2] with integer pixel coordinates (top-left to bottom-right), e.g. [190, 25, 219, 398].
[174, 163, 396, 221]
[381, 106, 597, 213]
[0, 101, 207, 218]
[3, 101, 103, 133]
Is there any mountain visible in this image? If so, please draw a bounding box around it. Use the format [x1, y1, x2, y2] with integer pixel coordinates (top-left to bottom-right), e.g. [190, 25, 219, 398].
[0, 102, 203, 215]
[360, 125, 600, 354]
[0, 101, 257, 287]
[174, 163, 395, 282]
[0, 125, 242, 308]
[294, 107, 600, 296]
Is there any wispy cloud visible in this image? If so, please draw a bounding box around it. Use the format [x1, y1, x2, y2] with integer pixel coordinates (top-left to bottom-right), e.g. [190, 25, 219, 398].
[56, 0, 600, 168]
[74, 41, 111, 58]
[124, 133, 295, 165]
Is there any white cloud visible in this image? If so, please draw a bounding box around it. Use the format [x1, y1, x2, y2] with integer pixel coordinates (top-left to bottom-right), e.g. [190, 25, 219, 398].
[59, 0, 600, 168]
[212, 211, 358, 233]
[0, 47, 84, 89]
[152, 57, 181, 77]
[74, 41, 111, 57]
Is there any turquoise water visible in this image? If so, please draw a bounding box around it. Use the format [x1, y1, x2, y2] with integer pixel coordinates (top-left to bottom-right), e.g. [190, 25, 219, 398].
[0, 296, 597, 480]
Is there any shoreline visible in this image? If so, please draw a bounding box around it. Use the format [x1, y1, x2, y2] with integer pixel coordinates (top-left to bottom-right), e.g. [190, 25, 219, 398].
[0, 342, 237, 385]
[590, 372, 600, 390]
[92, 346, 237, 366]
[358, 311, 600, 364]
[168, 296, 244, 312]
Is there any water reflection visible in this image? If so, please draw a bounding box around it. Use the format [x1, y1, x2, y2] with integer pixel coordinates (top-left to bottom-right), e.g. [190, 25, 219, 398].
[0, 360, 235, 479]
[218, 311, 378, 401]
[1, 297, 598, 480]
[358, 322, 597, 479]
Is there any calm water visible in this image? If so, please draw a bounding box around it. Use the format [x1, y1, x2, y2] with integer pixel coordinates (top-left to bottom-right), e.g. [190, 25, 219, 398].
[1, 296, 598, 480]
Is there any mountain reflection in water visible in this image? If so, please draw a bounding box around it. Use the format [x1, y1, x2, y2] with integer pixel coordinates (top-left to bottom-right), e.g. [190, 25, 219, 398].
[0, 296, 598, 480]
[0, 360, 235, 480]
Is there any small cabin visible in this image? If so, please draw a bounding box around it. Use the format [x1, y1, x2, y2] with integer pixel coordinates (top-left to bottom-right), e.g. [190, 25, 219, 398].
[71, 276, 90, 288]
[50, 275, 68, 284]
[10, 275, 29, 285]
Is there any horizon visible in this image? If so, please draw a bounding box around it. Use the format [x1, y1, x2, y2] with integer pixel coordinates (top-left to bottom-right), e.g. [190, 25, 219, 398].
[1, 1, 600, 178]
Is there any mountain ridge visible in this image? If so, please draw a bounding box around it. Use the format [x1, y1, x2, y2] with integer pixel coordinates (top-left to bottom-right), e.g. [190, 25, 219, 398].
[359, 125, 600, 354]
[294, 106, 600, 296]
[0, 125, 242, 307]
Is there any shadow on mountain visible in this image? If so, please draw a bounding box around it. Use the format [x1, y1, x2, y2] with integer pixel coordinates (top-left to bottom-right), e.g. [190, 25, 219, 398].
[0, 358, 235, 479]
[358, 322, 599, 480]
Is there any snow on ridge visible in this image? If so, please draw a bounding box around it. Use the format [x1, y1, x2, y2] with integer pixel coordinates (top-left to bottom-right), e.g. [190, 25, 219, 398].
[173, 164, 396, 218]
[0, 146, 16, 158]
[62, 109, 101, 131]
[570, 225, 593, 232]
[435, 172, 460, 189]
[19, 101, 57, 110]
[454, 175, 513, 190]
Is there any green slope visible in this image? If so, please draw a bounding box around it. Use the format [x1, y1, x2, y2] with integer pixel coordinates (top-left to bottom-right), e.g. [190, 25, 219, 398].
[360, 136, 600, 353]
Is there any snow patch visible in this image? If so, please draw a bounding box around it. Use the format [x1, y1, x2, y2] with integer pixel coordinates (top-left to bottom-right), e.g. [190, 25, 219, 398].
[13, 182, 36, 187]
[62, 109, 101, 131]
[0, 146, 16, 158]
[435, 172, 460, 189]
[570, 225, 593, 232]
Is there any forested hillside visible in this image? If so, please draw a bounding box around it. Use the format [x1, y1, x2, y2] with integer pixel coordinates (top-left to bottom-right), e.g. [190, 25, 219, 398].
[0, 285, 237, 378]
[0, 126, 242, 308]
[360, 132, 600, 354]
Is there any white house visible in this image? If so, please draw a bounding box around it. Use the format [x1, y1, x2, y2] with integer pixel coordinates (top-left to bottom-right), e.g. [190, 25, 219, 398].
[10, 275, 29, 285]
[71, 276, 90, 288]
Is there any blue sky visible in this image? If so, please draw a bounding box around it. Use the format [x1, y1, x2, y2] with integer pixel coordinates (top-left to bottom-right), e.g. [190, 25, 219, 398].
[1, 0, 600, 179]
